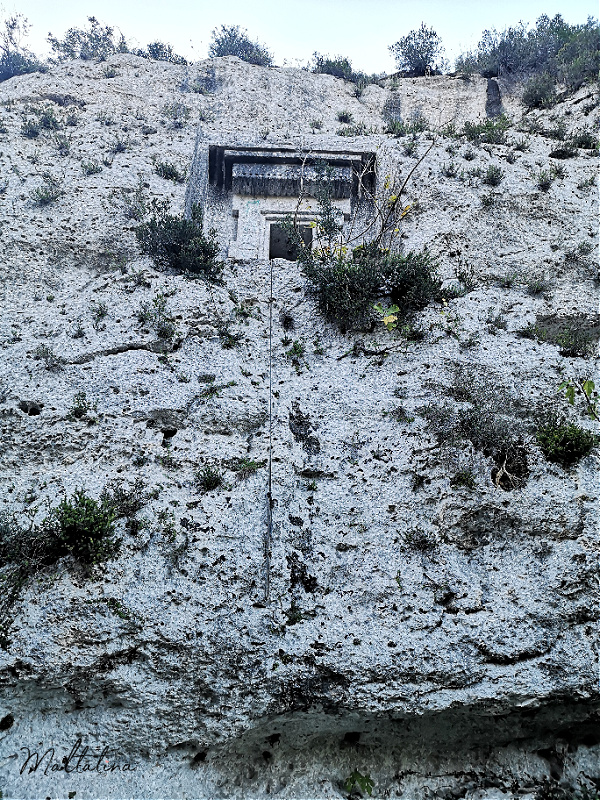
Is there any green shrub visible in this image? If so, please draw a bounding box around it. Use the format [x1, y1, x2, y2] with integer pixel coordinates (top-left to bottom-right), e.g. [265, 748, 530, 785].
[545, 118, 567, 141]
[68, 391, 95, 420]
[569, 128, 598, 150]
[383, 249, 442, 313]
[402, 137, 418, 156]
[441, 161, 458, 177]
[20, 118, 40, 138]
[286, 340, 305, 359]
[455, 15, 600, 89]
[208, 25, 273, 66]
[535, 414, 597, 466]
[549, 144, 576, 159]
[513, 137, 529, 151]
[133, 41, 187, 64]
[161, 101, 190, 128]
[337, 122, 370, 137]
[282, 163, 439, 332]
[135, 200, 222, 282]
[136, 292, 177, 340]
[555, 328, 595, 358]
[537, 170, 552, 191]
[385, 119, 408, 137]
[450, 468, 476, 489]
[0, 15, 45, 82]
[421, 365, 529, 489]
[81, 159, 102, 175]
[154, 160, 185, 183]
[33, 343, 64, 370]
[462, 115, 510, 144]
[48, 16, 128, 60]
[482, 164, 504, 185]
[526, 276, 551, 296]
[48, 490, 118, 564]
[519, 315, 598, 357]
[312, 53, 353, 80]
[565, 240, 594, 261]
[522, 72, 556, 108]
[54, 133, 70, 156]
[306, 256, 382, 332]
[109, 135, 129, 154]
[196, 465, 223, 492]
[337, 109, 354, 124]
[229, 457, 267, 479]
[389, 23, 444, 76]
[30, 174, 63, 206]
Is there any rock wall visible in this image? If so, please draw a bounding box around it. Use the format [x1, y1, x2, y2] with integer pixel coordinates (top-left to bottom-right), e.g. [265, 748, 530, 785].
[0, 53, 598, 799]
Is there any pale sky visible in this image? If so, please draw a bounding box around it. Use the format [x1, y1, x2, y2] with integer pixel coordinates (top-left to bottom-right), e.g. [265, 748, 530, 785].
[5, 0, 598, 74]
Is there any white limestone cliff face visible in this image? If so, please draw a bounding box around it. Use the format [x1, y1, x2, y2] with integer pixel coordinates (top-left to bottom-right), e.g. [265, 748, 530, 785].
[0, 54, 598, 799]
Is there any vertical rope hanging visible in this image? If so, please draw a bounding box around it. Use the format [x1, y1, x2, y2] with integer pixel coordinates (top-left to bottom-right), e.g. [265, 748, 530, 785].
[264, 257, 274, 604]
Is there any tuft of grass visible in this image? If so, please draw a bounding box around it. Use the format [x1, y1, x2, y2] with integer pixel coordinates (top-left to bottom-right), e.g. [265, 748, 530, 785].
[154, 160, 185, 183]
[441, 161, 458, 178]
[536, 170, 552, 191]
[450, 469, 476, 489]
[31, 172, 63, 206]
[462, 114, 510, 144]
[286, 340, 305, 359]
[229, 457, 267, 480]
[526, 276, 551, 296]
[20, 118, 40, 138]
[337, 110, 354, 124]
[196, 465, 223, 492]
[81, 160, 102, 175]
[33, 344, 64, 370]
[482, 164, 504, 186]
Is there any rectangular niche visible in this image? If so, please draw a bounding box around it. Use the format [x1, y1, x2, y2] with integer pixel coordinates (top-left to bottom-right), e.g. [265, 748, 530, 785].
[269, 223, 312, 260]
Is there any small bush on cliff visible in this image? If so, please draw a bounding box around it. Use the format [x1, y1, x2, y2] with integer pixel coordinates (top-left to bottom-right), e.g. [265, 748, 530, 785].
[389, 23, 444, 76]
[48, 16, 128, 61]
[208, 25, 273, 66]
[535, 412, 597, 466]
[0, 14, 45, 82]
[455, 14, 600, 90]
[132, 40, 187, 64]
[47, 490, 118, 564]
[283, 163, 439, 332]
[135, 199, 223, 282]
[313, 53, 354, 80]
[522, 72, 556, 108]
[420, 365, 530, 490]
[311, 52, 378, 93]
[196, 465, 224, 492]
[462, 115, 510, 144]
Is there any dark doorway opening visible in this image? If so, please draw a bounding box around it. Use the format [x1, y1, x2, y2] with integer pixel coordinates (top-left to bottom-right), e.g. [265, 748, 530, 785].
[269, 224, 312, 260]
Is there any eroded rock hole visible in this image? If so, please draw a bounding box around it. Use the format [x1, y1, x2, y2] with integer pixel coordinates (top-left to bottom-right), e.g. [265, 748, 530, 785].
[0, 713, 14, 730]
[18, 400, 43, 416]
[161, 427, 178, 446]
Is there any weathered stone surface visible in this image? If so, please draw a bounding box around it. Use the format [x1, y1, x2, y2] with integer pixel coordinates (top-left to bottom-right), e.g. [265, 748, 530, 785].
[0, 53, 598, 799]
